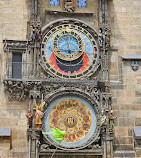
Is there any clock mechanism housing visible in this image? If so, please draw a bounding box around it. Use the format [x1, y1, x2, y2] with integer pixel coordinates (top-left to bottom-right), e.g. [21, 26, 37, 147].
[41, 20, 100, 79]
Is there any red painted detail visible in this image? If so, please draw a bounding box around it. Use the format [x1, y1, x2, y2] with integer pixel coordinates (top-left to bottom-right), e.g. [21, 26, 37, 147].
[49, 52, 90, 75]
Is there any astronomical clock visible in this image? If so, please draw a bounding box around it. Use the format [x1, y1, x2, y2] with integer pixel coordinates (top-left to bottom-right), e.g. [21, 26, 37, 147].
[3, 0, 112, 157]
[40, 20, 102, 151]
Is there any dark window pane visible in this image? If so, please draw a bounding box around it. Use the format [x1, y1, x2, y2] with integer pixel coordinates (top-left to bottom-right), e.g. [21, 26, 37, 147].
[12, 53, 22, 79]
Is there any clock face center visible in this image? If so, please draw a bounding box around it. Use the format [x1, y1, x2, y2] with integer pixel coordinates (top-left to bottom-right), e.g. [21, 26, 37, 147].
[68, 50, 71, 54]
[63, 114, 77, 128]
[53, 30, 83, 61]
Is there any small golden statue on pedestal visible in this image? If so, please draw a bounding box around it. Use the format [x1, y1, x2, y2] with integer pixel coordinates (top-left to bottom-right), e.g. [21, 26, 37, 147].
[35, 101, 46, 129]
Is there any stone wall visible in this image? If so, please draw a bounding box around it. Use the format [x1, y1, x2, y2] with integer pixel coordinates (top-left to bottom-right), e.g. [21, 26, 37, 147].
[109, 0, 141, 157]
[0, 0, 31, 157]
[0, 0, 141, 158]
[40, 0, 99, 27]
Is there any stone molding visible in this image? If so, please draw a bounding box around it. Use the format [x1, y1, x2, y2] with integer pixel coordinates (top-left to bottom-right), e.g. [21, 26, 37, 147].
[3, 39, 28, 52]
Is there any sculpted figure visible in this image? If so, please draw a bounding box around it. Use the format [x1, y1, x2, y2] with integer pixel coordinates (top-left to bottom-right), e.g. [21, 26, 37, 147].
[30, 25, 35, 42]
[100, 111, 106, 131]
[64, 0, 74, 12]
[30, 25, 42, 43]
[34, 25, 42, 43]
[26, 109, 33, 129]
[105, 28, 111, 48]
[35, 101, 46, 129]
[98, 28, 104, 47]
[109, 110, 117, 132]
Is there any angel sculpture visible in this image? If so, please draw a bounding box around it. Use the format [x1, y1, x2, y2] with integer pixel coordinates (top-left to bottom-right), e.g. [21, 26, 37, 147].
[35, 101, 46, 129]
[42, 128, 66, 158]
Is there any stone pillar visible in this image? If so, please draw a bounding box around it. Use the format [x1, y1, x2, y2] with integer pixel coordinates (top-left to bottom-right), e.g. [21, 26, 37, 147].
[28, 135, 32, 158]
[35, 139, 39, 158]
[102, 135, 107, 158]
[106, 135, 113, 158]
[32, 0, 35, 19]
[33, 44, 36, 76]
[110, 139, 113, 158]
[27, 129, 33, 158]
[106, 140, 111, 158]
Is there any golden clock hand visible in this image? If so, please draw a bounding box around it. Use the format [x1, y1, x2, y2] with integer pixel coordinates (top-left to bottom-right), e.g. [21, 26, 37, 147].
[59, 49, 75, 52]
[67, 33, 71, 53]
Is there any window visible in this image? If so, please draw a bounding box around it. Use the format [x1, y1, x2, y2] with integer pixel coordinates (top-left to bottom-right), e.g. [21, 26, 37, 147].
[50, 0, 59, 6]
[12, 53, 22, 79]
[77, 0, 87, 8]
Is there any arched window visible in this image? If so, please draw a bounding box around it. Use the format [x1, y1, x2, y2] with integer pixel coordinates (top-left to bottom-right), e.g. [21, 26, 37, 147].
[49, 0, 59, 6]
[77, 0, 87, 8]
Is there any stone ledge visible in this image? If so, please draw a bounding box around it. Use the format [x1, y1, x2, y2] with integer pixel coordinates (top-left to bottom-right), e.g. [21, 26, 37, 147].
[0, 128, 11, 137]
[114, 151, 135, 157]
[120, 55, 141, 60]
[9, 148, 28, 158]
[134, 127, 141, 140]
[10, 148, 28, 153]
[40, 149, 103, 156]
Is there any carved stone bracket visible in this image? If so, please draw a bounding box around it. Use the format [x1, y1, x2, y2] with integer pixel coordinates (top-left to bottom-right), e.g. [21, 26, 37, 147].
[100, 92, 112, 110]
[3, 80, 28, 101]
[3, 39, 28, 52]
[42, 89, 101, 150]
[3, 79, 110, 104]
[3, 80, 42, 101]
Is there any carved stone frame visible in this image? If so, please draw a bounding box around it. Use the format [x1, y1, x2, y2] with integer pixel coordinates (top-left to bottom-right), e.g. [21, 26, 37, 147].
[40, 18, 100, 80]
[42, 89, 101, 150]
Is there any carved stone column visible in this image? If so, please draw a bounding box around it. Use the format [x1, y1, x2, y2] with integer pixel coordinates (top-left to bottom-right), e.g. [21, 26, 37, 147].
[102, 134, 107, 158]
[106, 135, 113, 158]
[31, 130, 40, 158]
[27, 130, 32, 158]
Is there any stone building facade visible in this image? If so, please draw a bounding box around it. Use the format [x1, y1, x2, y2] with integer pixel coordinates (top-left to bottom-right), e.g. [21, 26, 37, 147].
[0, 0, 141, 158]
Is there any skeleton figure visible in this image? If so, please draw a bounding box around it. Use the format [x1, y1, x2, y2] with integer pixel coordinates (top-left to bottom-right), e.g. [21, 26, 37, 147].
[30, 25, 35, 42]
[98, 28, 104, 47]
[35, 101, 46, 129]
[64, 0, 74, 12]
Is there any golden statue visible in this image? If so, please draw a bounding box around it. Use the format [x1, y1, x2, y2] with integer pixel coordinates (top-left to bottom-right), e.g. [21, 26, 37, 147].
[35, 101, 46, 129]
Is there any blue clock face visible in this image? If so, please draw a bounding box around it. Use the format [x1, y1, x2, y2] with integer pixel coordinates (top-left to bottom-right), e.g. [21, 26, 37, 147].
[41, 24, 99, 79]
[53, 30, 83, 61]
[57, 35, 79, 55]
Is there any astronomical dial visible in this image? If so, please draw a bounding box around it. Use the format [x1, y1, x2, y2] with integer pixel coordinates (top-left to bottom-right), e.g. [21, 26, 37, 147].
[43, 96, 97, 149]
[41, 23, 99, 79]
